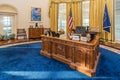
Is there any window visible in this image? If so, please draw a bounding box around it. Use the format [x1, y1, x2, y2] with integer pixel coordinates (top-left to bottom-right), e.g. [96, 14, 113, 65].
[58, 3, 66, 37]
[82, 1, 90, 26]
[0, 5, 17, 36]
[0, 15, 13, 35]
[115, 0, 120, 43]
[3, 16, 12, 35]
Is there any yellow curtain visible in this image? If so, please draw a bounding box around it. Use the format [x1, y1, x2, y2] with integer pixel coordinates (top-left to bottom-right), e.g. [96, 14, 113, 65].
[49, 1, 58, 31]
[71, 2, 82, 28]
[66, 2, 82, 37]
[90, 0, 114, 42]
[49, 0, 114, 41]
[49, 0, 82, 3]
[49, 0, 82, 35]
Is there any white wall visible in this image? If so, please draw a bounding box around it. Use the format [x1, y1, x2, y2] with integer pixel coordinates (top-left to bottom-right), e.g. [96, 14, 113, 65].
[0, 0, 50, 30]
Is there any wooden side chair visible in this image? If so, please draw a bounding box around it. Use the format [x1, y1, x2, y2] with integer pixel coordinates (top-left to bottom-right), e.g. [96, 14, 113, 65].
[16, 29, 27, 39]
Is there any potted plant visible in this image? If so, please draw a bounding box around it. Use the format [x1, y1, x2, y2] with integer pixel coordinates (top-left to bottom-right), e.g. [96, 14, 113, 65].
[0, 34, 3, 41]
[0, 34, 15, 41]
[9, 33, 15, 40]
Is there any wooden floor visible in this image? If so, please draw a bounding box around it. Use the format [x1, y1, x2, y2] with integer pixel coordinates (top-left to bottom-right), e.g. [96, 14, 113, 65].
[0, 39, 41, 46]
[0, 39, 120, 50]
[100, 41, 120, 50]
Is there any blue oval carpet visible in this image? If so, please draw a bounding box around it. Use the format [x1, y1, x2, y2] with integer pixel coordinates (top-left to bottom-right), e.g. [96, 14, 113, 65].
[0, 42, 120, 80]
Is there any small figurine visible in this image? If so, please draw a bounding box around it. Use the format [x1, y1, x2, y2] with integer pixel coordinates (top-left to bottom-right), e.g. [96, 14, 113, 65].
[35, 23, 38, 28]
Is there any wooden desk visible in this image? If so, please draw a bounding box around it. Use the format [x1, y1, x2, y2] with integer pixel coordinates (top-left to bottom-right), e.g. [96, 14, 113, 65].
[29, 28, 44, 39]
[40, 36, 100, 77]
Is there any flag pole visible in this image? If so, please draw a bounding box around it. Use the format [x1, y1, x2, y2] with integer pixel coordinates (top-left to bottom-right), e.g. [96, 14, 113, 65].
[104, 0, 111, 44]
[68, 4, 73, 39]
[104, 30, 108, 43]
[105, 0, 108, 43]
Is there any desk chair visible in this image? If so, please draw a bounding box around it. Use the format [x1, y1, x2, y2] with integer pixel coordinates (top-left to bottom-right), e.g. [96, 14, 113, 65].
[17, 29, 27, 39]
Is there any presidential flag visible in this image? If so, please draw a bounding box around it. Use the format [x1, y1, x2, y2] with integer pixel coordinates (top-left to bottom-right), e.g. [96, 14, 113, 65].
[68, 8, 73, 30]
[103, 4, 111, 33]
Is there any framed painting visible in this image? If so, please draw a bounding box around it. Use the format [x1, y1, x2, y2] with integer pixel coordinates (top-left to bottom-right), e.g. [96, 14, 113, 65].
[31, 7, 41, 21]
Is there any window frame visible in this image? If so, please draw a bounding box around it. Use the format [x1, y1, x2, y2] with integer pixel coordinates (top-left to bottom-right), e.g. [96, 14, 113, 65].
[58, 3, 67, 37]
[114, 0, 120, 43]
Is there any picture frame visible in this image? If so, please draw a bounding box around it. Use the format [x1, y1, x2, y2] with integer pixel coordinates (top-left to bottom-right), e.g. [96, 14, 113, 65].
[31, 7, 41, 21]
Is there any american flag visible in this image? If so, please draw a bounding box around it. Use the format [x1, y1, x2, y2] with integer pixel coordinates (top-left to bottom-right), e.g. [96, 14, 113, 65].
[68, 8, 73, 30]
[68, 8, 73, 39]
